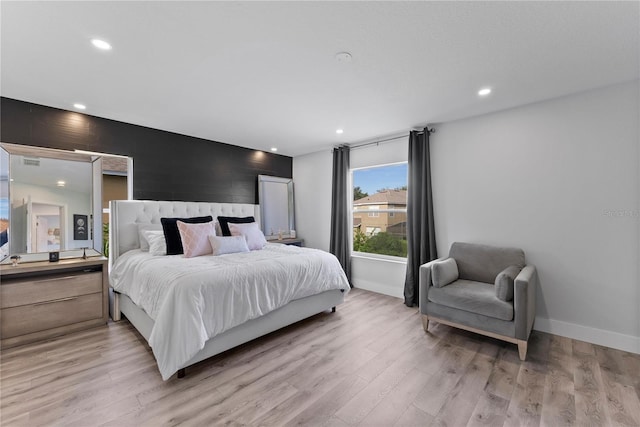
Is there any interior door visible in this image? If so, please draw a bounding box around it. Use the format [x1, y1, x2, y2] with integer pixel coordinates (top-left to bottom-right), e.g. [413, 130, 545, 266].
[10, 202, 27, 253]
[31, 203, 63, 253]
[35, 216, 48, 252]
[26, 197, 33, 253]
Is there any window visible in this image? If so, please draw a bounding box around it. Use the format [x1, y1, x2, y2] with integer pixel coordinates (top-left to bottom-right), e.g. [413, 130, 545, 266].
[352, 162, 408, 258]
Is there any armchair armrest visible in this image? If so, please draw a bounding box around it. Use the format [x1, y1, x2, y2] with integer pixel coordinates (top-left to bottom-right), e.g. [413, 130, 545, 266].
[419, 257, 446, 314]
[514, 265, 538, 340]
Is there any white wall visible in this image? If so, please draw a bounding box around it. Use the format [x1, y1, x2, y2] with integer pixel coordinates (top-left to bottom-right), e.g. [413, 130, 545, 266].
[431, 81, 639, 353]
[350, 137, 409, 298]
[294, 81, 639, 353]
[293, 150, 333, 252]
[294, 137, 409, 299]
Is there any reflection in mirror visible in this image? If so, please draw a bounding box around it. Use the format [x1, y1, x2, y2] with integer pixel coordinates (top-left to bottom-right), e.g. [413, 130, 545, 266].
[0, 143, 134, 264]
[8, 149, 93, 256]
[0, 147, 9, 261]
[258, 175, 295, 240]
[101, 155, 131, 257]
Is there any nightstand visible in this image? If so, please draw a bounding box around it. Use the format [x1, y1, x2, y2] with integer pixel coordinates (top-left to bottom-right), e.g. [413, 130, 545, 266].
[0, 257, 109, 349]
[272, 238, 304, 247]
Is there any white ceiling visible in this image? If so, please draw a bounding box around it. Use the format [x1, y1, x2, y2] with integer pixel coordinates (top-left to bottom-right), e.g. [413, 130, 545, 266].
[10, 155, 92, 194]
[2, 1, 638, 157]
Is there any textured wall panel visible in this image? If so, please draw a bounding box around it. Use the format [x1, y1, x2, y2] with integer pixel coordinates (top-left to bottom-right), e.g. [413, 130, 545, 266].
[1, 97, 292, 203]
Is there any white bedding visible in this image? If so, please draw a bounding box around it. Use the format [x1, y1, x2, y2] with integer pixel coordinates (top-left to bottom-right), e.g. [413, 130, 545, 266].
[110, 243, 350, 379]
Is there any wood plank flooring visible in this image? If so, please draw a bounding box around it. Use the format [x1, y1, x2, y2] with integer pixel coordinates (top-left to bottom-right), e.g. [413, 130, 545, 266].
[1, 288, 639, 426]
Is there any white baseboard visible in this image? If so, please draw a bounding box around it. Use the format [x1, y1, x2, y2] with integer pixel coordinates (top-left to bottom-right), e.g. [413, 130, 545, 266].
[352, 280, 404, 300]
[534, 317, 640, 355]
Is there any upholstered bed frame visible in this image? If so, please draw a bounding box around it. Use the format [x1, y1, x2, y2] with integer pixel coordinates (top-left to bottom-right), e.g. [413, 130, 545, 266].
[109, 200, 345, 378]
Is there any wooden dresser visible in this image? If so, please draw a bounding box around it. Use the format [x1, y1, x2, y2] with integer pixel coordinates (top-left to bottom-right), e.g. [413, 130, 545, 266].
[0, 257, 108, 349]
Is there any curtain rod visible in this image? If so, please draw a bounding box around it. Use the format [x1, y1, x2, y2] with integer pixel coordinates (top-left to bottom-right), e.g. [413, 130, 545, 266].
[345, 127, 436, 151]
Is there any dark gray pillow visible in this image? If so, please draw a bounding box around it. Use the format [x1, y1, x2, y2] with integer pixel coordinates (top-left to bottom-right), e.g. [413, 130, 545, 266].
[431, 258, 459, 288]
[495, 265, 522, 301]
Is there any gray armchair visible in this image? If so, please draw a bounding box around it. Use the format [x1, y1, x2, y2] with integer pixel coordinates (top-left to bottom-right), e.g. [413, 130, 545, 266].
[419, 242, 537, 360]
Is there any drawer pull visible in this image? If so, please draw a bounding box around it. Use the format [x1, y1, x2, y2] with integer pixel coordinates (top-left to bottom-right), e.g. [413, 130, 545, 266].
[32, 296, 78, 306]
[29, 275, 81, 284]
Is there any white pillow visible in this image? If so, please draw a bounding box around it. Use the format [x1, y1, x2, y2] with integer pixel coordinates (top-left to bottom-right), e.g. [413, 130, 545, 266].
[228, 222, 267, 251]
[431, 258, 459, 288]
[138, 224, 163, 251]
[144, 230, 167, 256]
[208, 235, 250, 256]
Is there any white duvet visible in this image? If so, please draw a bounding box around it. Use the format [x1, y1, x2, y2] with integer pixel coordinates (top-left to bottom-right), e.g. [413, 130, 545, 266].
[110, 243, 350, 380]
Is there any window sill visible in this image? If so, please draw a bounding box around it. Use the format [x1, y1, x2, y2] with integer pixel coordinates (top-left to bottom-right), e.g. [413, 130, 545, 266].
[351, 252, 407, 265]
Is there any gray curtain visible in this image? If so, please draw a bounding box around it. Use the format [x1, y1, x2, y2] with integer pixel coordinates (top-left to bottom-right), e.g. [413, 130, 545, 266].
[404, 128, 437, 306]
[330, 145, 352, 284]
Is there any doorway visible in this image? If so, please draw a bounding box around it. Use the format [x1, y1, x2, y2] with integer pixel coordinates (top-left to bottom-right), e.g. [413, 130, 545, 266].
[31, 202, 64, 253]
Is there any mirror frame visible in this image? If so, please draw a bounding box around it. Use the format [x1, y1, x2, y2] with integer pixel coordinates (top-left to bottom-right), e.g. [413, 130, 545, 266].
[1, 142, 103, 263]
[0, 146, 8, 262]
[258, 175, 295, 240]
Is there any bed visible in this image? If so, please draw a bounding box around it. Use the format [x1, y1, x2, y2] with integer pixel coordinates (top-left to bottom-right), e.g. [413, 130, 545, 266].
[109, 200, 349, 380]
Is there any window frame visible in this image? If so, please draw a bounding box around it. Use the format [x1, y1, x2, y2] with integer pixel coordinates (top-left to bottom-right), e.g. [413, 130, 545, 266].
[350, 161, 408, 261]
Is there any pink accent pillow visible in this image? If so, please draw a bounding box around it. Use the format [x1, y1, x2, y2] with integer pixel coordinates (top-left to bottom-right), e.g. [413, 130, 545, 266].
[228, 222, 267, 251]
[177, 221, 215, 258]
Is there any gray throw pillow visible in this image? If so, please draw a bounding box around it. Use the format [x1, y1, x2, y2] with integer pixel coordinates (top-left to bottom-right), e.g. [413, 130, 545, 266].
[432, 258, 459, 288]
[495, 265, 522, 301]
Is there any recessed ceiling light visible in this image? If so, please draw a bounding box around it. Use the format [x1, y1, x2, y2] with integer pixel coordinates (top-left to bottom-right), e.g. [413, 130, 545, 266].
[91, 39, 112, 50]
[73, 103, 86, 110]
[336, 129, 344, 134]
[270, 147, 278, 152]
[478, 88, 492, 96]
[56, 180, 66, 187]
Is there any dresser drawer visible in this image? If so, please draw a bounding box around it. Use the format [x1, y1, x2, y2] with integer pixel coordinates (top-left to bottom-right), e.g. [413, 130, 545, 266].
[1, 292, 103, 338]
[0, 271, 102, 309]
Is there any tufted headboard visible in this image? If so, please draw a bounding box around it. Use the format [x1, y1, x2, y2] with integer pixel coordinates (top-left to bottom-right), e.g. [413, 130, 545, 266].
[109, 200, 260, 265]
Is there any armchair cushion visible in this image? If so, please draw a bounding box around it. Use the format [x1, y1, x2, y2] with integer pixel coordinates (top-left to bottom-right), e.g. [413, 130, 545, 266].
[449, 242, 525, 284]
[431, 258, 459, 288]
[495, 265, 521, 301]
[428, 280, 514, 321]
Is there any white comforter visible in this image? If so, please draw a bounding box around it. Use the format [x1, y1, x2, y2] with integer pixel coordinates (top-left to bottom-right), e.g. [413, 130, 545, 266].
[110, 243, 350, 379]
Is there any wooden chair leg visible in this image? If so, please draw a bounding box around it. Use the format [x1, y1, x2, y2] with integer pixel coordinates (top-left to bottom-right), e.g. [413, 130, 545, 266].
[517, 340, 528, 361]
[421, 315, 429, 332]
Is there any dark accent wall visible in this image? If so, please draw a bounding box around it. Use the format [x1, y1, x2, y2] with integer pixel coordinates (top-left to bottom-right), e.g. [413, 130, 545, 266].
[1, 97, 292, 204]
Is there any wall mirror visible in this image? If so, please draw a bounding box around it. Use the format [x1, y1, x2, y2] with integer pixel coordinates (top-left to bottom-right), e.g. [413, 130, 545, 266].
[0, 147, 9, 260]
[258, 175, 295, 240]
[0, 142, 132, 264]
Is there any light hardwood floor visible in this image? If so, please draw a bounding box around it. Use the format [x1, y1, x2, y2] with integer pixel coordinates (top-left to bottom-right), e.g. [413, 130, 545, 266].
[1, 288, 639, 426]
